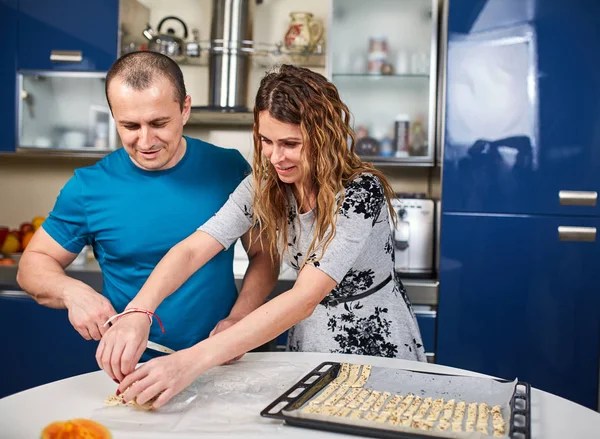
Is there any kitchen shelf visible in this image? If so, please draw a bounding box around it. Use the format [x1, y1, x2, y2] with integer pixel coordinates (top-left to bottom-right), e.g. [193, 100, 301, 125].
[188, 108, 254, 127]
[11, 147, 111, 159]
[167, 41, 326, 69]
[251, 51, 325, 69]
[358, 155, 435, 167]
[333, 73, 430, 78]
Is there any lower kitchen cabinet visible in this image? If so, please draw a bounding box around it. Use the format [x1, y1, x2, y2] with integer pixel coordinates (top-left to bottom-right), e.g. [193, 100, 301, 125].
[437, 213, 600, 409]
[0, 291, 100, 398]
[414, 307, 437, 362]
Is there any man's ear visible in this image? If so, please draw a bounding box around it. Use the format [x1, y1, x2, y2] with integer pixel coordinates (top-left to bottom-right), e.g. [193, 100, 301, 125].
[182, 95, 192, 125]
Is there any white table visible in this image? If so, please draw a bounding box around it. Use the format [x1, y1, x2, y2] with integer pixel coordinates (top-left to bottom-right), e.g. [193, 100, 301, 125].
[1, 352, 598, 438]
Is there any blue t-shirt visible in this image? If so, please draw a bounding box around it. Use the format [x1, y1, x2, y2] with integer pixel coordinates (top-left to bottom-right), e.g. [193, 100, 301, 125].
[43, 136, 250, 353]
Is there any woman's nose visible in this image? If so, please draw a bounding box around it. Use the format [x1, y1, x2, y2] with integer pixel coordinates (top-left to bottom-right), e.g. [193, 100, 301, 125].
[271, 145, 284, 163]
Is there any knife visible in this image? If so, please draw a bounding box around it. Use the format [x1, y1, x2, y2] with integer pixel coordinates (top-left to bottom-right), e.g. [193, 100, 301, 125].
[146, 340, 176, 355]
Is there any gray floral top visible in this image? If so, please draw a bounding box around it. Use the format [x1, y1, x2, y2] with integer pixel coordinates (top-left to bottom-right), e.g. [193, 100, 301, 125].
[200, 173, 425, 361]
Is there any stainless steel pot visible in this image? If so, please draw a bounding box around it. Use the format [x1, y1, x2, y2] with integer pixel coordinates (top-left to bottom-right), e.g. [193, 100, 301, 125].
[143, 16, 189, 62]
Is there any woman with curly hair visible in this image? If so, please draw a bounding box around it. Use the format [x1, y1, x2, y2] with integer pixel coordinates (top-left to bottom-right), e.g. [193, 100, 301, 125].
[99, 65, 425, 408]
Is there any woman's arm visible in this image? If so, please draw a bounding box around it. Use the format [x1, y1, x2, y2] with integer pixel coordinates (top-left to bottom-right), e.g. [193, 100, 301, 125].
[128, 230, 224, 312]
[118, 264, 337, 408]
[95, 231, 225, 382]
[97, 176, 256, 382]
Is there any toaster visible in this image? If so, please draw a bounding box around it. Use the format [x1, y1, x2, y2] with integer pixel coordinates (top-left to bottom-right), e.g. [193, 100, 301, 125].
[390, 198, 435, 277]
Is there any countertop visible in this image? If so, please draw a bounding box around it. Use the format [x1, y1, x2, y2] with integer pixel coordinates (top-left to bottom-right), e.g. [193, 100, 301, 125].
[1, 352, 599, 438]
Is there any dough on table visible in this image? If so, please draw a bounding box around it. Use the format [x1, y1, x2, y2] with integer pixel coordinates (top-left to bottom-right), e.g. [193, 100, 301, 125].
[104, 385, 158, 411]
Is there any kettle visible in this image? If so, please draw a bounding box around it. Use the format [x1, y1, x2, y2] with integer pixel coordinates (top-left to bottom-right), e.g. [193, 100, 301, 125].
[143, 16, 189, 61]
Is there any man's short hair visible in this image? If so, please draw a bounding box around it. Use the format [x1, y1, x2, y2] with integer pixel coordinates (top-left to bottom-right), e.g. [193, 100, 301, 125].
[105, 51, 187, 110]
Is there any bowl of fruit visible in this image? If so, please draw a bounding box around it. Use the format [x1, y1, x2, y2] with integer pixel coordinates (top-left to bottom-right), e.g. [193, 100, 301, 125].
[0, 216, 46, 264]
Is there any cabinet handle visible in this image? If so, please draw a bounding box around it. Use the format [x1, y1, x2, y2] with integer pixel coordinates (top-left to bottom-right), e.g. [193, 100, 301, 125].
[559, 190, 597, 206]
[0, 290, 29, 297]
[50, 50, 83, 63]
[558, 226, 597, 242]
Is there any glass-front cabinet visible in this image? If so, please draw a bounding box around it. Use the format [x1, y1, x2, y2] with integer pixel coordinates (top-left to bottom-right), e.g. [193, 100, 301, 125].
[18, 72, 117, 153]
[328, 0, 440, 165]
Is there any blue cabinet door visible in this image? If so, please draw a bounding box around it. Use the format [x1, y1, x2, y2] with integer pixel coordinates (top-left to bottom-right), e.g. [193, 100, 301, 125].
[415, 310, 437, 357]
[0, 293, 100, 398]
[437, 213, 600, 409]
[442, 0, 600, 217]
[0, 0, 18, 152]
[18, 0, 119, 71]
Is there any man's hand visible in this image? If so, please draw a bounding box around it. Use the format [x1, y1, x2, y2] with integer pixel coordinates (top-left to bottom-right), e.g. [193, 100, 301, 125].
[209, 317, 244, 364]
[63, 286, 117, 341]
[96, 312, 151, 382]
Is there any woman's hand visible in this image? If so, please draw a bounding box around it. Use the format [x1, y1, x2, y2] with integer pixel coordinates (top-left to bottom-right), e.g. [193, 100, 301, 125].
[118, 349, 203, 409]
[96, 312, 151, 382]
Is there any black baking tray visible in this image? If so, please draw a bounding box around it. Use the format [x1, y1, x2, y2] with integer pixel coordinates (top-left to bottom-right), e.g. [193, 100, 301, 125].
[261, 362, 531, 439]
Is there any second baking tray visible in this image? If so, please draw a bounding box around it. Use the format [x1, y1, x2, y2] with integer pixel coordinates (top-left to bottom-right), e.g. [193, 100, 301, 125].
[261, 362, 531, 439]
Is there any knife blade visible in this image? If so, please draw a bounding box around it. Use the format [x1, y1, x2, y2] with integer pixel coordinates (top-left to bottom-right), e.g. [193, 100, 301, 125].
[146, 340, 176, 355]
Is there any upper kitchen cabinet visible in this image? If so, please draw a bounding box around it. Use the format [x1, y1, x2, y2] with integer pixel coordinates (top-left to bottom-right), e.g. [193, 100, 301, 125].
[0, 0, 18, 152]
[17, 71, 117, 154]
[328, 0, 440, 166]
[18, 0, 119, 71]
[442, 0, 600, 217]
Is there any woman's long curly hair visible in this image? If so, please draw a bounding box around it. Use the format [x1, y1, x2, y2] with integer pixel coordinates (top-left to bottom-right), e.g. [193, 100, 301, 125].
[252, 64, 397, 266]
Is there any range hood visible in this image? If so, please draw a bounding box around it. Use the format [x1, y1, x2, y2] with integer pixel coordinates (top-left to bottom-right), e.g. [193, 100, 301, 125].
[193, 0, 254, 115]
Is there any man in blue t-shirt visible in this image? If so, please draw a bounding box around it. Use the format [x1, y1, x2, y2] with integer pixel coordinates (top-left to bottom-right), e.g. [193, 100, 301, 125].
[17, 51, 277, 382]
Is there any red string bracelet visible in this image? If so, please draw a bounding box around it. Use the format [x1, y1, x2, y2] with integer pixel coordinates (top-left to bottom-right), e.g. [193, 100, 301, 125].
[103, 308, 166, 334]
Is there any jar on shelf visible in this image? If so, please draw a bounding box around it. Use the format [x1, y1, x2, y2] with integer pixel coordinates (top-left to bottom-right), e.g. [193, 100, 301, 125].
[394, 114, 410, 158]
[409, 116, 428, 156]
[380, 134, 395, 157]
[368, 36, 388, 74]
[355, 125, 380, 156]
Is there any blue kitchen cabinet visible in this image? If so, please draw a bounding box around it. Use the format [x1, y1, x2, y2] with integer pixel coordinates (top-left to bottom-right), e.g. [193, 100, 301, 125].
[0, 292, 100, 398]
[414, 310, 436, 358]
[18, 0, 119, 71]
[0, 0, 18, 152]
[437, 213, 600, 409]
[439, 0, 600, 409]
[442, 0, 600, 217]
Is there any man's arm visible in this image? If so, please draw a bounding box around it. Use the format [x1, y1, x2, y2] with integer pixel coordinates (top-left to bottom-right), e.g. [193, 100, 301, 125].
[218, 231, 279, 324]
[17, 228, 116, 340]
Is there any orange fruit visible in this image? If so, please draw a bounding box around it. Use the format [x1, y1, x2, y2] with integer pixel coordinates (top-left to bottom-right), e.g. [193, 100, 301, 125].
[32, 216, 46, 231]
[21, 231, 35, 250]
[41, 418, 112, 439]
